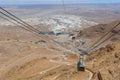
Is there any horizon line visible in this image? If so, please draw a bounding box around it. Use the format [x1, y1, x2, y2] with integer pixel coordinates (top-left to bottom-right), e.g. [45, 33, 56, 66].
[0, 2, 120, 6]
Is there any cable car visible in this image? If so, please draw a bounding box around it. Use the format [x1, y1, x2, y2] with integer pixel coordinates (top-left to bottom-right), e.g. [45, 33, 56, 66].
[77, 60, 85, 71]
[72, 36, 76, 40]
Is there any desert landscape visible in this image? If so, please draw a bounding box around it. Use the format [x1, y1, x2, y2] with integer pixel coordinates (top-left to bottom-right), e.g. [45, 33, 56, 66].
[0, 3, 120, 80]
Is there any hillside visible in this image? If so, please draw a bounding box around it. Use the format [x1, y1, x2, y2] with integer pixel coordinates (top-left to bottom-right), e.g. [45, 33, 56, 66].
[86, 42, 120, 80]
[0, 17, 120, 80]
[77, 21, 120, 40]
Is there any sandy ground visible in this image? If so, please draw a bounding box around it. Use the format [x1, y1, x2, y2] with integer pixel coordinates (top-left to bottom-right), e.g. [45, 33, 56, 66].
[0, 25, 92, 80]
[0, 20, 120, 80]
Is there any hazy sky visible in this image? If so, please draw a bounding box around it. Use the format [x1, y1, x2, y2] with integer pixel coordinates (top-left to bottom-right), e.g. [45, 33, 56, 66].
[1, 0, 120, 4]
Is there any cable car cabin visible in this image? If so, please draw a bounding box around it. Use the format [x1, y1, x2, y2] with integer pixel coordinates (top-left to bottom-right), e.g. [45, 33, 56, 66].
[72, 36, 76, 40]
[77, 60, 85, 71]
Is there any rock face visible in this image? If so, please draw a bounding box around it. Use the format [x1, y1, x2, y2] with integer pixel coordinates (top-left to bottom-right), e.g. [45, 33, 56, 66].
[86, 42, 120, 80]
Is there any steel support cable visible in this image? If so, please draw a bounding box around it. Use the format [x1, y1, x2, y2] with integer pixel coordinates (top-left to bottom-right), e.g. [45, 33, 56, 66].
[88, 33, 115, 52]
[0, 12, 47, 38]
[0, 10, 39, 34]
[0, 11, 39, 33]
[71, 7, 120, 55]
[0, 7, 41, 33]
[0, 7, 49, 39]
[79, 23, 120, 55]
[87, 22, 120, 52]
[0, 15, 38, 34]
[0, 16, 44, 38]
[87, 32, 112, 51]
[0, 11, 40, 33]
[62, 0, 66, 17]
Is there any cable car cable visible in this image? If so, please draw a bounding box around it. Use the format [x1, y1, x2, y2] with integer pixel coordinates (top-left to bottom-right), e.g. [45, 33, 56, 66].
[62, 0, 66, 17]
[89, 33, 115, 52]
[88, 22, 120, 52]
[0, 11, 39, 33]
[0, 11, 47, 39]
[0, 15, 31, 31]
[0, 7, 49, 39]
[0, 7, 41, 33]
[0, 15, 42, 37]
